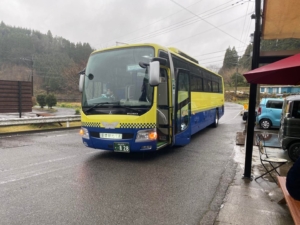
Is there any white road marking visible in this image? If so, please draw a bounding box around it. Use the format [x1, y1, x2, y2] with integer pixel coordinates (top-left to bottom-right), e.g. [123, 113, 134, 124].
[219, 112, 241, 124]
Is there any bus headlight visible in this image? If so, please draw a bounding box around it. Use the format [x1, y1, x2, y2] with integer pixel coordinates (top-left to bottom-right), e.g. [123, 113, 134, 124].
[135, 129, 157, 142]
[80, 127, 90, 139]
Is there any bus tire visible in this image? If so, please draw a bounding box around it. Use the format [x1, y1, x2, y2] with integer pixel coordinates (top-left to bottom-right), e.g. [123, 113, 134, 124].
[212, 110, 219, 128]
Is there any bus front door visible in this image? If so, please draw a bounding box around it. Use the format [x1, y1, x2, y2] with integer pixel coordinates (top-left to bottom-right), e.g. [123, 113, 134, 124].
[174, 69, 191, 146]
[156, 69, 170, 148]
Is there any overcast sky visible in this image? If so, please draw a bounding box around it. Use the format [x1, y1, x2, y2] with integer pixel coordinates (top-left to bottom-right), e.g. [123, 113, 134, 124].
[0, 0, 255, 68]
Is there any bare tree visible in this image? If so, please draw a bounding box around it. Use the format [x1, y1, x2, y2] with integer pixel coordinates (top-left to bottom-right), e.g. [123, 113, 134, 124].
[219, 67, 236, 87]
[206, 64, 221, 73]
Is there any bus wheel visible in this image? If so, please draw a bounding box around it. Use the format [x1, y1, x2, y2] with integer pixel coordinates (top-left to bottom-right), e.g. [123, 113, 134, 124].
[212, 111, 219, 128]
[288, 142, 300, 162]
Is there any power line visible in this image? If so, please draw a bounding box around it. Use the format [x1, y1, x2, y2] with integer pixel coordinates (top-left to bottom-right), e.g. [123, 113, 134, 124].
[196, 50, 247, 62]
[169, 0, 247, 45]
[237, 1, 254, 57]
[198, 1, 240, 18]
[200, 55, 252, 66]
[238, 2, 251, 45]
[241, 4, 254, 44]
[102, 0, 236, 46]
[124, 1, 241, 44]
[101, 0, 207, 45]
[192, 45, 248, 58]
[169, 12, 252, 45]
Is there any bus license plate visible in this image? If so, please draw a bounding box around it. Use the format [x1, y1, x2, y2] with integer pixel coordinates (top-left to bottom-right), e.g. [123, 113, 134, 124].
[114, 142, 130, 153]
[100, 133, 122, 139]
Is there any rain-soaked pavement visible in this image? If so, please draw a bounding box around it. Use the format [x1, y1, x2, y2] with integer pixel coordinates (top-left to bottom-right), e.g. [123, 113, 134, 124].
[216, 123, 294, 225]
[0, 102, 295, 224]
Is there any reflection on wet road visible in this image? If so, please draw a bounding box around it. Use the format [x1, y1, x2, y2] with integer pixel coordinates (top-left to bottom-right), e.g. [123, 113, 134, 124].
[0, 102, 258, 225]
[257, 131, 281, 147]
[234, 129, 293, 185]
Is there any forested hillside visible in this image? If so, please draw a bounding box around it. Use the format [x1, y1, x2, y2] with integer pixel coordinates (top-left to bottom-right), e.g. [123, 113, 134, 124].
[0, 22, 94, 100]
[218, 38, 300, 89]
[2, 20, 300, 100]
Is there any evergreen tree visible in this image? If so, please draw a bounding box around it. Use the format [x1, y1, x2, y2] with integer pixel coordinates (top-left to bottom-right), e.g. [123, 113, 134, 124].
[222, 47, 239, 70]
[239, 44, 252, 70]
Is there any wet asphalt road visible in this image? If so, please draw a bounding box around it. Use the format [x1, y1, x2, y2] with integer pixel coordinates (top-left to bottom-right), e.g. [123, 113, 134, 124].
[0, 102, 244, 225]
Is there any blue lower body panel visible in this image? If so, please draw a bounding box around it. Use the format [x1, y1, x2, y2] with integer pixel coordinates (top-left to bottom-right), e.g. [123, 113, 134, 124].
[190, 107, 224, 135]
[81, 127, 157, 152]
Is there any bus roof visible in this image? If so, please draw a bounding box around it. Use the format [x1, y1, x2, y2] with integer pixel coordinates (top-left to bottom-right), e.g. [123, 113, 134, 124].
[90, 43, 221, 78]
[91, 43, 168, 55]
[168, 47, 199, 64]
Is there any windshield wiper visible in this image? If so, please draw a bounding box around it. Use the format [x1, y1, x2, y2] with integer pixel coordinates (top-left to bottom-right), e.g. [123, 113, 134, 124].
[85, 102, 146, 114]
[85, 102, 119, 113]
[117, 105, 141, 113]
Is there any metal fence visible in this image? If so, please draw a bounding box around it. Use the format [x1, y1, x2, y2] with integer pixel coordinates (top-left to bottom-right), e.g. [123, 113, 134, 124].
[0, 115, 80, 127]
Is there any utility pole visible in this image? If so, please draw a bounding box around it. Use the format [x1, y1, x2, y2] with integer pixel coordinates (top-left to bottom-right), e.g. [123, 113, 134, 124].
[243, 0, 261, 179]
[20, 57, 34, 97]
[235, 64, 238, 94]
[235, 56, 240, 95]
[31, 56, 34, 97]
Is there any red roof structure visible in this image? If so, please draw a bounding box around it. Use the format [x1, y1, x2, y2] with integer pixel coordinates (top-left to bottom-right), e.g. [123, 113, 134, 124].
[244, 53, 300, 85]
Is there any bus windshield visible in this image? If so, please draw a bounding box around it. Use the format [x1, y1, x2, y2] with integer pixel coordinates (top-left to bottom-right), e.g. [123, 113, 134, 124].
[82, 47, 155, 113]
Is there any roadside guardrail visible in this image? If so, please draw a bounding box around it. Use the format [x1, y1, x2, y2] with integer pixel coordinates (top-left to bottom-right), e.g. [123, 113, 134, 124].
[0, 115, 80, 127]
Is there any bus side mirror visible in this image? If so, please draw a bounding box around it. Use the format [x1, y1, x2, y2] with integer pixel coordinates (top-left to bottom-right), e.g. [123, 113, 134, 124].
[149, 61, 160, 86]
[79, 74, 84, 92]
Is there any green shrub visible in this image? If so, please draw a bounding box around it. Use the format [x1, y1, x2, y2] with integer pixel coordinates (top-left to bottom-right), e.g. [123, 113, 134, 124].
[46, 94, 57, 108]
[36, 94, 47, 108]
[75, 108, 80, 115]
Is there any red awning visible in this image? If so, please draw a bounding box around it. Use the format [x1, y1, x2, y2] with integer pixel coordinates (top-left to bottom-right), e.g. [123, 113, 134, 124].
[243, 53, 300, 85]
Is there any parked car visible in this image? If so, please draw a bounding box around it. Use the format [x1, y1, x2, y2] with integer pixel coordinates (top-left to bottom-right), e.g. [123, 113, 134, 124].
[278, 95, 300, 162]
[256, 98, 284, 129]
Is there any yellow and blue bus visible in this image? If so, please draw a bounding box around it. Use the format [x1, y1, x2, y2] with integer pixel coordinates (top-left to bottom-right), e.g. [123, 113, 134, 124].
[79, 43, 224, 152]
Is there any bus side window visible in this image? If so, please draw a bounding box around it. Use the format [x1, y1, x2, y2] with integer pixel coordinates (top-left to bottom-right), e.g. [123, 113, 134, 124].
[203, 79, 208, 92]
[159, 69, 167, 83]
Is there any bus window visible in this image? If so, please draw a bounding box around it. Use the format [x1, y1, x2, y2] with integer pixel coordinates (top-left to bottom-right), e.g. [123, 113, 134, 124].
[212, 81, 219, 92]
[197, 77, 203, 91]
[203, 79, 211, 92]
[160, 69, 167, 83]
[190, 75, 197, 91]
